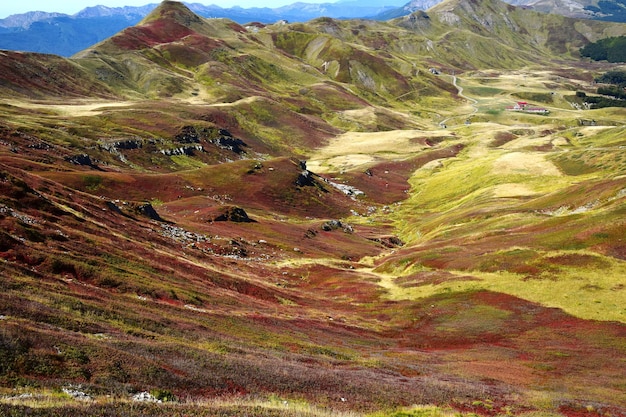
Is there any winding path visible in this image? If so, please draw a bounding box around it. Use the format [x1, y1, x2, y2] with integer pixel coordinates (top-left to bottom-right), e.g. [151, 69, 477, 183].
[439, 75, 478, 128]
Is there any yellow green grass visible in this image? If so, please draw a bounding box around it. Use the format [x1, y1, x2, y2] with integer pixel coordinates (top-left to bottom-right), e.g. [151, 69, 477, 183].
[370, 248, 626, 323]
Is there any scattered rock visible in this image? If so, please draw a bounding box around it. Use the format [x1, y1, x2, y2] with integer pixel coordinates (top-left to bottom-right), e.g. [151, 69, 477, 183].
[368, 235, 404, 248]
[132, 391, 161, 403]
[327, 180, 363, 197]
[161, 223, 210, 244]
[63, 387, 92, 401]
[28, 142, 53, 150]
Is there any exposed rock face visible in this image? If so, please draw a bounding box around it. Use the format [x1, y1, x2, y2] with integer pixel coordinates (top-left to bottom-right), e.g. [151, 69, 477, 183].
[160, 145, 203, 156]
[108, 139, 143, 150]
[105, 201, 123, 214]
[295, 160, 316, 187]
[175, 125, 201, 143]
[134, 203, 165, 222]
[296, 169, 316, 187]
[65, 154, 97, 167]
[210, 129, 247, 154]
[210, 206, 255, 223]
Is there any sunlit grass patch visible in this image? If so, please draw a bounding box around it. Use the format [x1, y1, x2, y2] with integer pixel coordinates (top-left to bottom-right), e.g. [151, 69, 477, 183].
[0, 393, 367, 416]
[371, 249, 626, 323]
[367, 404, 459, 417]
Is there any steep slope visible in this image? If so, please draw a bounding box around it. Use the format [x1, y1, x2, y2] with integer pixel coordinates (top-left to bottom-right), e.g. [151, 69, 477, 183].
[0, 50, 116, 99]
[381, 0, 626, 22]
[394, 0, 626, 66]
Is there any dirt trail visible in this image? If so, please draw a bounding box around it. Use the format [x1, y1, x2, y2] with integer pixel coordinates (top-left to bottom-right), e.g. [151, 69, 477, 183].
[2, 99, 137, 117]
[440, 75, 478, 127]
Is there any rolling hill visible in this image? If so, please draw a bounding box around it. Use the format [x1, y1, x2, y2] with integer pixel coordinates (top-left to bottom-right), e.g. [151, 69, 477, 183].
[1, 1, 625, 416]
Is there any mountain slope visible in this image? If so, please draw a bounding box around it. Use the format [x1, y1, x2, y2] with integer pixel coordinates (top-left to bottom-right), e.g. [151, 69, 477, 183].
[1, 1, 626, 416]
[379, 0, 626, 21]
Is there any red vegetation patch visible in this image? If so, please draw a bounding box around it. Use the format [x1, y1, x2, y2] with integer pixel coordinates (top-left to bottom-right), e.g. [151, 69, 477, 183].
[490, 131, 517, 147]
[344, 144, 465, 204]
[558, 403, 625, 417]
[544, 253, 611, 268]
[112, 20, 194, 50]
[452, 399, 534, 417]
[0, 51, 114, 99]
[227, 22, 247, 33]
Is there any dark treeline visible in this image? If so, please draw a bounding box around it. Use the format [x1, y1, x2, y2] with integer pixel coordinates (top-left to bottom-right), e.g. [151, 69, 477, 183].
[580, 36, 626, 62]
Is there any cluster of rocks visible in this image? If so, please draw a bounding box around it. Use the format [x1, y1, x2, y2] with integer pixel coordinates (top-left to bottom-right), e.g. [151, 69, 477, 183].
[306, 219, 354, 238]
[160, 223, 210, 245]
[62, 386, 92, 401]
[98, 139, 142, 163]
[368, 235, 404, 248]
[326, 180, 364, 198]
[92, 125, 252, 167]
[322, 219, 353, 233]
[0, 203, 37, 225]
[99, 138, 144, 152]
[210, 129, 248, 154]
[132, 391, 162, 403]
[175, 125, 202, 143]
[27, 142, 53, 150]
[159, 144, 204, 156]
[159, 223, 252, 259]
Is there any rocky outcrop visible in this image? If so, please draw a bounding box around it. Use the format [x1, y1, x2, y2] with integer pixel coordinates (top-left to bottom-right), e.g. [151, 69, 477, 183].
[175, 126, 201, 143]
[210, 129, 247, 154]
[105, 201, 123, 214]
[101, 138, 143, 151]
[160, 144, 203, 156]
[133, 203, 165, 222]
[295, 160, 316, 187]
[65, 154, 97, 168]
[295, 169, 316, 187]
[368, 235, 404, 248]
[209, 206, 255, 223]
[321, 219, 353, 233]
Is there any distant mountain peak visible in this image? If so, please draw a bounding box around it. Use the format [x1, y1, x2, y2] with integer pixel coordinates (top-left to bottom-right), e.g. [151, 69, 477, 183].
[92, 1, 218, 53]
[0, 11, 67, 29]
[140, 1, 203, 28]
[430, 0, 515, 13]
